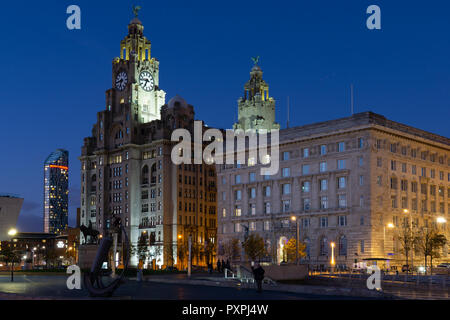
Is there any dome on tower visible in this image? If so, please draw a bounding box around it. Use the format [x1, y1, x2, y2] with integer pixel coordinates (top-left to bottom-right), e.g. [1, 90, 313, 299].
[130, 17, 142, 25]
[167, 95, 188, 109]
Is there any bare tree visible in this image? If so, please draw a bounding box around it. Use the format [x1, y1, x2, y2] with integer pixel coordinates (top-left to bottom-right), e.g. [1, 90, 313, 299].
[223, 238, 241, 262]
[397, 224, 414, 270]
[414, 227, 447, 274]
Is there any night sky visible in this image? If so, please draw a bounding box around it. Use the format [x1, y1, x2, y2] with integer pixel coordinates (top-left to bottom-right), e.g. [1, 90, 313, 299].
[1, 1, 449, 232]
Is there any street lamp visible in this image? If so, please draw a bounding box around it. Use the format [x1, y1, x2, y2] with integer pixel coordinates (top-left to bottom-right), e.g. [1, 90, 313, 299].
[7, 228, 17, 282]
[290, 216, 300, 265]
[436, 217, 447, 224]
[330, 242, 336, 273]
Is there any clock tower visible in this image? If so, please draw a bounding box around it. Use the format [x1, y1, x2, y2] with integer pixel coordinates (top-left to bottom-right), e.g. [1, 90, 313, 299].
[109, 15, 166, 125]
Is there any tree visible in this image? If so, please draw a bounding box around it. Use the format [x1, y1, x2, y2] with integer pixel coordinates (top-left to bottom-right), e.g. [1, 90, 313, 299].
[0, 245, 20, 266]
[397, 224, 414, 269]
[204, 240, 216, 265]
[223, 238, 241, 262]
[415, 227, 447, 274]
[131, 233, 149, 265]
[283, 238, 307, 263]
[242, 234, 266, 262]
[177, 243, 187, 269]
[44, 247, 58, 268]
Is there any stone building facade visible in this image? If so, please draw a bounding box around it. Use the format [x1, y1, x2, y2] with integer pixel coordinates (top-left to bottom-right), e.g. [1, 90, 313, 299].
[217, 112, 450, 269]
[79, 17, 217, 268]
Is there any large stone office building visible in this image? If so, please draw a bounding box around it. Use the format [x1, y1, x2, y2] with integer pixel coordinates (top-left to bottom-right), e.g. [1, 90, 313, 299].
[217, 66, 450, 269]
[79, 16, 217, 268]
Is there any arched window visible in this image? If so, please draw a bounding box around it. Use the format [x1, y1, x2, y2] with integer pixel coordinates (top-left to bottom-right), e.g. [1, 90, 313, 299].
[91, 174, 97, 182]
[150, 163, 157, 184]
[339, 235, 347, 256]
[320, 237, 328, 256]
[142, 165, 149, 184]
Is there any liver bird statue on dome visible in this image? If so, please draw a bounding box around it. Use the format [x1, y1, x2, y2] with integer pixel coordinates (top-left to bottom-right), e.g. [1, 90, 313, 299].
[132, 5, 142, 17]
[251, 56, 260, 65]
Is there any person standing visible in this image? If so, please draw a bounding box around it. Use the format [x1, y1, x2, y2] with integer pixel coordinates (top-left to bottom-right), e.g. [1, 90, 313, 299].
[251, 263, 265, 293]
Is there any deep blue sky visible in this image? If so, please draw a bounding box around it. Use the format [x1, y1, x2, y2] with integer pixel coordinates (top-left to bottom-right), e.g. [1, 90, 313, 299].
[1, 1, 449, 232]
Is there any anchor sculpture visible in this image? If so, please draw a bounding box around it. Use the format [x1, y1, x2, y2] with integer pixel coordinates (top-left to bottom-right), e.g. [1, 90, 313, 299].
[83, 216, 130, 297]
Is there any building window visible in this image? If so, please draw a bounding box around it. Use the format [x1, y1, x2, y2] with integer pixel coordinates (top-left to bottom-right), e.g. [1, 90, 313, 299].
[358, 138, 364, 148]
[320, 179, 328, 191]
[264, 186, 271, 197]
[320, 217, 328, 228]
[282, 151, 290, 161]
[303, 198, 311, 211]
[377, 157, 382, 167]
[235, 190, 242, 200]
[264, 202, 271, 214]
[320, 237, 328, 256]
[338, 142, 345, 152]
[320, 196, 328, 209]
[283, 200, 291, 212]
[249, 172, 256, 182]
[338, 216, 347, 226]
[338, 177, 346, 189]
[235, 206, 241, 216]
[303, 148, 309, 158]
[360, 240, 365, 253]
[235, 175, 241, 184]
[249, 187, 256, 199]
[339, 236, 347, 256]
[320, 145, 327, 155]
[282, 167, 290, 177]
[302, 164, 310, 175]
[320, 161, 327, 172]
[282, 184, 291, 195]
[249, 203, 256, 216]
[338, 194, 347, 208]
[302, 181, 311, 192]
[337, 159, 346, 170]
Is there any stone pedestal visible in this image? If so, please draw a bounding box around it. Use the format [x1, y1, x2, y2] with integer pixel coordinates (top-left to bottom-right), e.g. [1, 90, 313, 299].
[78, 244, 99, 270]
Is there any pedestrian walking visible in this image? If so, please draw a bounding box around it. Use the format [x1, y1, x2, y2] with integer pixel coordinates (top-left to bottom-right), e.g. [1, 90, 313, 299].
[251, 262, 265, 293]
[217, 260, 221, 273]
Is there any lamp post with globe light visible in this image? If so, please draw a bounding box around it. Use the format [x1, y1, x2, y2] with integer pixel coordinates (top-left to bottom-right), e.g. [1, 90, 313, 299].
[7, 228, 17, 282]
[290, 216, 300, 265]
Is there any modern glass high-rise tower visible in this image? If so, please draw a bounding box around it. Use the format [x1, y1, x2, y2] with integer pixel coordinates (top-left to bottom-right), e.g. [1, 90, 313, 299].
[43, 149, 69, 234]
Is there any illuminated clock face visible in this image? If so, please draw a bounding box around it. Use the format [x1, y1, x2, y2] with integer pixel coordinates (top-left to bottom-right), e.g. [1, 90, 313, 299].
[139, 71, 154, 91]
[115, 71, 128, 91]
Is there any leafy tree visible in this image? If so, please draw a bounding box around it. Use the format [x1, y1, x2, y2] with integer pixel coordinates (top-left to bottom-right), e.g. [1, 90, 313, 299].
[242, 234, 266, 262]
[283, 238, 307, 263]
[177, 243, 187, 269]
[415, 227, 447, 274]
[223, 238, 241, 262]
[0, 245, 20, 266]
[44, 247, 58, 268]
[131, 233, 149, 265]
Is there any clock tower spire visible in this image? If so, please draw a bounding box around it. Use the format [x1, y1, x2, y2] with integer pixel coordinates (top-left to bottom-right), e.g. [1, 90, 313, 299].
[108, 7, 166, 130]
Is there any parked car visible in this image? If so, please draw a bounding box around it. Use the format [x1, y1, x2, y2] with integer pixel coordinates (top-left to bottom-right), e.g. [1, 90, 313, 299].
[437, 263, 450, 268]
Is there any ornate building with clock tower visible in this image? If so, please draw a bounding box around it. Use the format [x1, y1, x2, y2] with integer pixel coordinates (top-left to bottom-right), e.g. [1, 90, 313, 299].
[79, 13, 217, 268]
